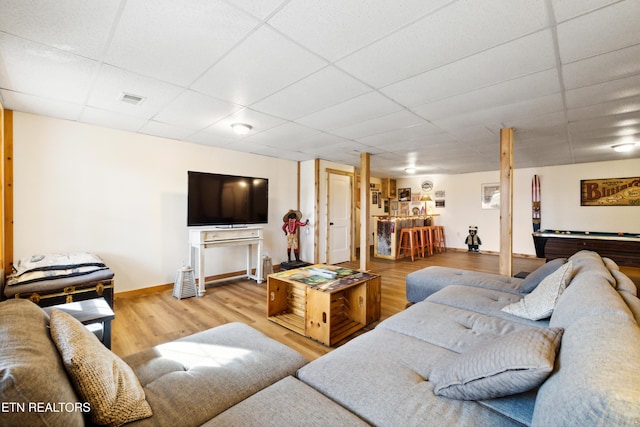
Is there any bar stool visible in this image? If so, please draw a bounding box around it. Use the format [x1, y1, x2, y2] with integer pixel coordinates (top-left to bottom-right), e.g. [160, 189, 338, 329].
[419, 226, 435, 257]
[398, 228, 420, 261]
[433, 226, 446, 253]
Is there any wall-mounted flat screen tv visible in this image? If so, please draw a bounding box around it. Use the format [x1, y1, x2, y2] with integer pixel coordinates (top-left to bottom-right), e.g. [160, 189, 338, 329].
[187, 171, 269, 227]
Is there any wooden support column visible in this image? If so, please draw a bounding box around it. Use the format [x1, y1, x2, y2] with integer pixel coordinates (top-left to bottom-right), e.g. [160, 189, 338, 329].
[359, 153, 370, 272]
[499, 128, 513, 277]
[2, 108, 13, 275]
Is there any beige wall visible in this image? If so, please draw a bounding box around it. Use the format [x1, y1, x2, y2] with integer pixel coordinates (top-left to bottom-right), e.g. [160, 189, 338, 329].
[13, 112, 299, 292]
[395, 158, 640, 255]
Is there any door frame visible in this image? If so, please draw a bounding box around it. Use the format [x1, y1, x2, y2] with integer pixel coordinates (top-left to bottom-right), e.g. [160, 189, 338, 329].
[325, 168, 356, 263]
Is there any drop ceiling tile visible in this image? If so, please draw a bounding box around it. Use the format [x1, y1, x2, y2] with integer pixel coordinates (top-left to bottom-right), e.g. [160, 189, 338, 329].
[556, 1, 640, 64]
[571, 144, 630, 164]
[0, 0, 121, 59]
[377, 134, 459, 153]
[562, 44, 640, 90]
[296, 91, 403, 131]
[570, 125, 640, 141]
[514, 124, 568, 143]
[226, 0, 288, 20]
[432, 154, 500, 174]
[184, 130, 234, 148]
[330, 110, 426, 140]
[567, 96, 640, 122]
[0, 33, 99, 103]
[303, 140, 378, 163]
[432, 93, 565, 130]
[382, 30, 557, 107]
[490, 111, 568, 134]
[105, 0, 258, 86]
[241, 122, 323, 150]
[413, 69, 561, 121]
[154, 90, 242, 130]
[80, 107, 148, 133]
[357, 122, 442, 147]
[0, 90, 84, 121]
[250, 66, 371, 119]
[138, 120, 194, 140]
[245, 145, 314, 162]
[87, 65, 184, 119]
[337, 0, 549, 87]
[409, 141, 480, 159]
[268, 0, 451, 61]
[446, 126, 496, 141]
[191, 26, 327, 105]
[551, 0, 619, 23]
[565, 74, 640, 109]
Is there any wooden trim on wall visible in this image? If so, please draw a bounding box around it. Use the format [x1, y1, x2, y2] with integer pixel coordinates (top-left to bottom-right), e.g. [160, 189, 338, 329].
[3, 109, 13, 275]
[359, 153, 371, 271]
[314, 159, 320, 264]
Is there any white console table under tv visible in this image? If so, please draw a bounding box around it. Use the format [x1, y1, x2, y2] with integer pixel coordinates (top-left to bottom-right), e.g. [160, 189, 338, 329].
[188, 226, 263, 296]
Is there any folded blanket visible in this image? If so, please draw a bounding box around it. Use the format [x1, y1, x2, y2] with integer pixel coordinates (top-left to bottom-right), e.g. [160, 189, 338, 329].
[8, 253, 108, 286]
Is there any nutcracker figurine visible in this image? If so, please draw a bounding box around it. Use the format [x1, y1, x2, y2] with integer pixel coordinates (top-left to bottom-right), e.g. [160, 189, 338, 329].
[282, 209, 309, 262]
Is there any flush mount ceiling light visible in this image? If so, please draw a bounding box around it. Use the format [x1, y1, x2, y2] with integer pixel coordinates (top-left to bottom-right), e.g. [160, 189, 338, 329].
[231, 123, 252, 135]
[405, 167, 416, 174]
[612, 143, 636, 152]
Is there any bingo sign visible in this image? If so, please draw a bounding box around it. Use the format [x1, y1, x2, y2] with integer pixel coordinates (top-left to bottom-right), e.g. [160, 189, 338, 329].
[580, 177, 640, 206]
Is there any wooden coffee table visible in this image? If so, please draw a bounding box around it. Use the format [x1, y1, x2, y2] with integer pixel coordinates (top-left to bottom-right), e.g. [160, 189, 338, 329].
[267, 264, 381, 346]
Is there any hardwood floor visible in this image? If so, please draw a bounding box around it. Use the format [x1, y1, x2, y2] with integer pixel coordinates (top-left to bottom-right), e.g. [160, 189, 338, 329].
[112, 250, 548, 361]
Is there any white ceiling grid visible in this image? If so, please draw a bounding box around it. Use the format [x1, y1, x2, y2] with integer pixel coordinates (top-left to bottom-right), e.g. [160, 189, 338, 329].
[0, 0, 638, 177]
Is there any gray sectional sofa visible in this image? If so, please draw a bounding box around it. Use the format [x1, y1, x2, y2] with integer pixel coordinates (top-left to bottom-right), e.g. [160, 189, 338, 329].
[1, 250, 639, 426]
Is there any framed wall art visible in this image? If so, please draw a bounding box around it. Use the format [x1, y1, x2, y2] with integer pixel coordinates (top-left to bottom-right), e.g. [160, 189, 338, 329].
[398, 188, 411, 202]
[580, 177, 640, 206]
[481, 183, 500, 209]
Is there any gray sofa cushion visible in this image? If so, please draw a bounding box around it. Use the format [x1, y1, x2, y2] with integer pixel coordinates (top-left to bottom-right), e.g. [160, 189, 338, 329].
[378, 299, 541, 353]
[532, 314, 640, 427]
[297, 327, 522, 427]
[0, 299, 84, 427]
[534, 251, 640, 426]
[123, 322, 307, 427]
[406, 266, 526, 303]
[202, 376, 369, 426]
[424, 285, 548, 327]
[612, 268, 638, 297]
[430, 327, 563, 400]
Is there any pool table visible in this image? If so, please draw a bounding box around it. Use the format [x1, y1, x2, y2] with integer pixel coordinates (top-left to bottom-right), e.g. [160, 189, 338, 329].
[532, 230, 640, 268]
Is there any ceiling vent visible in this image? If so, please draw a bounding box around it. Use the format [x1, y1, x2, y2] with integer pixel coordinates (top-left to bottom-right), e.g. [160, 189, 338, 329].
[119, 92, 146, 105]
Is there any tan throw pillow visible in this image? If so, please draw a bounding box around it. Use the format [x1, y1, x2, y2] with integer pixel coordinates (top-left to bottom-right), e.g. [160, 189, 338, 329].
[49, 309, 152, 426]
[502, 261, 573, 320]
[430, 327, 564, 400]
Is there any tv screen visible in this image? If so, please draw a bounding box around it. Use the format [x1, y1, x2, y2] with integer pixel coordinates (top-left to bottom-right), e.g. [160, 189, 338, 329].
[187, 171, 269, 227]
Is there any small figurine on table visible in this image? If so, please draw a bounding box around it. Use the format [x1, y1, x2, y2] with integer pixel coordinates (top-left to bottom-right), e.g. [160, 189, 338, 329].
[465, 225, 482, 252]
[282, 209, 309, 262]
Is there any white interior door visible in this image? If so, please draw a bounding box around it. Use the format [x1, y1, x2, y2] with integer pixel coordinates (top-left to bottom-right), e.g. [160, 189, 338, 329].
[328, 173, 351, 264]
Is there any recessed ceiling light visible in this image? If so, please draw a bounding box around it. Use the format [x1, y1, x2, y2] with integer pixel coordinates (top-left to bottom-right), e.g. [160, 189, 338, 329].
[231, 123, 252, 135]
[405, 167, 416, 174]
[119, 92, 145, 105]
[612, 143, 636, 152]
